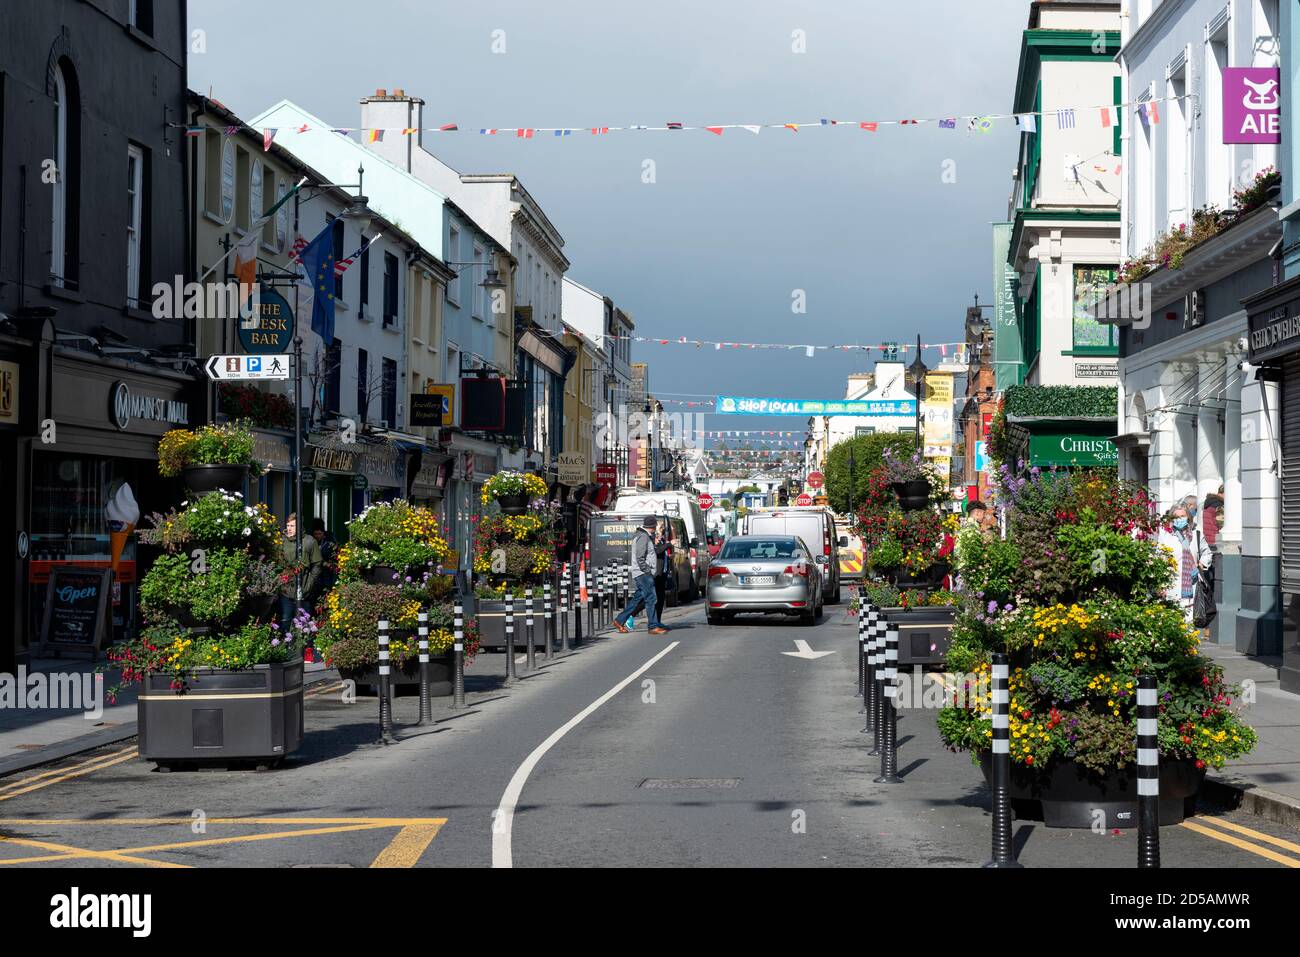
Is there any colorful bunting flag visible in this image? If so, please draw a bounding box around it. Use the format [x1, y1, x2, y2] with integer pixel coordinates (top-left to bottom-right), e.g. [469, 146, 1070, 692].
[517, 128, 535, 138]
[860, 121, 878, 132]
[1099, 105, 1119, 128]
[1016, 113, 1037, 133]
[296, 124, 310, 134]
[591, 127, 609, 135]
[706, 126, 723, 135]
[741, 125, 762, 134]
[480, 128, 498, 135]
[939, 118, 956, 129]
[262, 128, 277, 152]
[1056, 109, 1076, 129]
[184, 125, 203, 137]
[438, 123, 458, 131]
[369, 129, 384, 143]
[667, 121, 683, 130]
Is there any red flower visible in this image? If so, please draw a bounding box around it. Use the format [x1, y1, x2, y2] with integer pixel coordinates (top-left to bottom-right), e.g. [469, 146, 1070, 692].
[1025, 755, 1034, 765]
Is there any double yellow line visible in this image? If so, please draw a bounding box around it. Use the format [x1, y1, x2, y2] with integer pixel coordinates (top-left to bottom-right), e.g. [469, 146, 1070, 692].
[1182, 816, 1300, 867]
[0, 746, 139, 803]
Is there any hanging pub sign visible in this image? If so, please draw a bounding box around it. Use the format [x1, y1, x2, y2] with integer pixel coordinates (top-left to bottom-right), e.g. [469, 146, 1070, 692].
[1223, 67, 1280, 144]
[238, 284, 295, 354]
[40, 567, 112, 657]
[409, 392, 446, 427]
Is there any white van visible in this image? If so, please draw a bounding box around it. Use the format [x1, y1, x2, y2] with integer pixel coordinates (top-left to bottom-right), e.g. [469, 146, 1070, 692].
[742, 506, 843, 602]
[610, 489, 711, 595]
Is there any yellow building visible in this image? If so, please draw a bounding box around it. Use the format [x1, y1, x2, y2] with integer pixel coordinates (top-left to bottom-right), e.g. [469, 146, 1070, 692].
[562, 322, 600, 482]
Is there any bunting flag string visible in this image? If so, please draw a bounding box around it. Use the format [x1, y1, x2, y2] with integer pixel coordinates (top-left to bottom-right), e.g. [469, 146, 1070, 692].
[177, 93, 1181, 143]
[595, 334, 971, 356]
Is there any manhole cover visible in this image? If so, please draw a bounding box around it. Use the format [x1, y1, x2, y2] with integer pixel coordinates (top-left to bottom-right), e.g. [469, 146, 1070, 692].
[638, 778, 740, 789]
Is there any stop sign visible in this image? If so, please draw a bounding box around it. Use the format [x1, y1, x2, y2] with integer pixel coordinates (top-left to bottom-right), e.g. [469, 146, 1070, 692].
[796, 492, 814, 506]
[699, 493, 713, 510]
[807, 471, 824, 490]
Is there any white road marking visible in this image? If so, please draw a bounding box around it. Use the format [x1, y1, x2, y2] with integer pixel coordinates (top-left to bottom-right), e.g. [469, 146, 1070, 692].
[491, 640, 680, 868]
[781, 639, 836, 660]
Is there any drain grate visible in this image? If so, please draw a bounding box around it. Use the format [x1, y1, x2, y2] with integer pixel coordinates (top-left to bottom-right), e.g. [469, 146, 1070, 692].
[638, 777, 740, 789]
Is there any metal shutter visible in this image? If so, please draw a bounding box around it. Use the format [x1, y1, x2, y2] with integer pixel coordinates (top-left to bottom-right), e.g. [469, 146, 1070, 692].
[1281, 355, 1300, 593]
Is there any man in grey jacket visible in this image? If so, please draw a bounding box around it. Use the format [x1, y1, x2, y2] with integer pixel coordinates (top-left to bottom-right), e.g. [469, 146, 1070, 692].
[615, 516, 668, 634]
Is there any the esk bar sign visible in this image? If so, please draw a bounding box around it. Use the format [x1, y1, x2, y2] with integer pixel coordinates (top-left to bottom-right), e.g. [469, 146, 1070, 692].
[1223, 67, 1279, 144]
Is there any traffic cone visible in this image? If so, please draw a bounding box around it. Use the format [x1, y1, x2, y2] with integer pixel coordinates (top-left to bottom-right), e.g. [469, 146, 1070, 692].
[579, 558, 589, 605]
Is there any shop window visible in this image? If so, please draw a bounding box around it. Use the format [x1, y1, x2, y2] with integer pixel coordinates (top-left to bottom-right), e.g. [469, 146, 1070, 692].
[50, 58, 81, 289]
[1072, 264, 1120, 352]
[382, 357, 397, 428]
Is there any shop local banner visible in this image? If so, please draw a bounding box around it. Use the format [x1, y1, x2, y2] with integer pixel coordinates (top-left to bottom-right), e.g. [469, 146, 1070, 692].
[1224, 67, 1280, 144]
[716, 396, 916, 416]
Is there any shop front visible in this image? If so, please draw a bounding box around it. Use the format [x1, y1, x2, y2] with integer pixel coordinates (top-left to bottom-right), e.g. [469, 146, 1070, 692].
[1243, 274, 1300, 693]
[23, 353, 199, 656]
[251, 429, 296, 525]
[304, 440, 357, 543]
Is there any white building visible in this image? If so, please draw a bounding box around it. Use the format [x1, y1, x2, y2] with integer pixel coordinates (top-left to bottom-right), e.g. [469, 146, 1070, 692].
[1107, 0, 1283, 656]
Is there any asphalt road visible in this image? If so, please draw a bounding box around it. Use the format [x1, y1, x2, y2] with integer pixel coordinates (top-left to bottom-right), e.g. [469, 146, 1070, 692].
[2, 591, 1299, 869]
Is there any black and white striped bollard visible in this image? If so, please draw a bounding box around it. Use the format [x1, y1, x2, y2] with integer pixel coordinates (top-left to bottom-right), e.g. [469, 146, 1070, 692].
[416, 610, 432, 726]
[873, 622, 901, 783]
[984, 652, 1020, 867]
[862, 604, 878, 724]
[452, 600, 466, 709]
[856, 603, 867, 697]
[525, 587, 536, 671]
[560, 567, 571, 651]
[543, 579, 554, 661]
[377, 619, 394, 745]
[869, 612, 884, 752]
[1137, 675, 1160, 869]
[505, 591, 517, 683]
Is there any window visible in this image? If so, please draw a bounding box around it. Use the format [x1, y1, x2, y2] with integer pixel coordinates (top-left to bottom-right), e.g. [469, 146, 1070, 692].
[358, 237, 370, 317]
[128, 0, 154, 35]
[383, 251, 398, 327]
[324, 338, 342, 416]
[249, 159, 264, 235]
[357, 347, 369, 422]
[446, 225, 460, 304]
[235, 148, 250, 231]
[126, 144, 144, 308]
[1072, 265, 1120, 351]
[1166, 63, 1189, 230]
[1135, 93, 1155, 252]
[382, 358, 397, 427]
[1205, 29, 1231, 209]
[410, 270, 422, 340]
[50, 59, 79, 287]
[330, 216, 344, 300]
[260, 167, 276, 246]
[472, 244, 484, 319]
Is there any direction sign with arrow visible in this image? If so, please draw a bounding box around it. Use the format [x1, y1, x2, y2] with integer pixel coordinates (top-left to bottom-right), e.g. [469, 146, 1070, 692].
[205, 354, 291, 381]
[781, 639, 836, 660]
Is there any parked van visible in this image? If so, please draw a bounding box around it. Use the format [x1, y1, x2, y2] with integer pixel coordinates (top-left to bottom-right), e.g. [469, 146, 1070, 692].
[586, 512, 694, 604]
[742, 506, 843, 602]
[610, 489, 711, 596]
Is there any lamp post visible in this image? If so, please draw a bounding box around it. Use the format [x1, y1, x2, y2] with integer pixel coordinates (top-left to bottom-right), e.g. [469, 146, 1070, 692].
[907, 334, 928, 453]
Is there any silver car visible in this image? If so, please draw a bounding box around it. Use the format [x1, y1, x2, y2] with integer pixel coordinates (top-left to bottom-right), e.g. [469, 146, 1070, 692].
[706, 535, 824, 626]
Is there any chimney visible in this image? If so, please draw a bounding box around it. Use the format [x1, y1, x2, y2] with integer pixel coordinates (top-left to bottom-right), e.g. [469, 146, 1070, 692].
[359, 88, 425, 172]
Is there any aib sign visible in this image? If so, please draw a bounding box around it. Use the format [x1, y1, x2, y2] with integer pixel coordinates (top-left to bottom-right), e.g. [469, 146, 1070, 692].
[1224, 68, 1280, 144]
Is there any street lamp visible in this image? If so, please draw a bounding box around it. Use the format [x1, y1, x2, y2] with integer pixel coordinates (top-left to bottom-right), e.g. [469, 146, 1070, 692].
[907, 333, 928, 452]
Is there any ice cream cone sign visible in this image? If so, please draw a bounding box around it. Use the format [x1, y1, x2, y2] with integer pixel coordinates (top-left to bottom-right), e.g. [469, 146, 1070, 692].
[105, 481, 140, 576]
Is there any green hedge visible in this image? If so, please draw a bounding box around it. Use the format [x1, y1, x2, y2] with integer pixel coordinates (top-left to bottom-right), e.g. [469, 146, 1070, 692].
[1004, 385, 1117, 418]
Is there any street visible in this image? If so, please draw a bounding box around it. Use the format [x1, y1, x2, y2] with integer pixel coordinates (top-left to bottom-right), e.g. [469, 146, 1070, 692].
[3, 590, 1297, 870]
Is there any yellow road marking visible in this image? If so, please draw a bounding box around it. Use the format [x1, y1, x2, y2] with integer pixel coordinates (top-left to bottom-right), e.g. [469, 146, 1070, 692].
[0, 750, 138, 802]
[0, 745, 137, 796]
[0, 817, 449, 868]
[1194, 815, 1300, 857]
[370, 822, 444, 868]
[0, 835, 188, 868]
[304, 681, 345, 699]
[1180, 819, 1300, 867]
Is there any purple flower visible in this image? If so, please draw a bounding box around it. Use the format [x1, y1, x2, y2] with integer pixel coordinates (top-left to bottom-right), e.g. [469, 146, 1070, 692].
[271, 637, 281, 647]
[987, 600, 998, 615]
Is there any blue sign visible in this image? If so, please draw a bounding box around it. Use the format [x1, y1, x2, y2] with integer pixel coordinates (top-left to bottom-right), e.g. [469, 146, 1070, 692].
[975, 440, 989, 473]
[715, 395, 916, 416]
[237, 284, 295, 354]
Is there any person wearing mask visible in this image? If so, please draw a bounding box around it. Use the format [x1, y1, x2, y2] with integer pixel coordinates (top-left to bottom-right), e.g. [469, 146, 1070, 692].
[615, 516, 668, 635]
[280, 513, 323, 625]
[1159, 505, 1210, 619]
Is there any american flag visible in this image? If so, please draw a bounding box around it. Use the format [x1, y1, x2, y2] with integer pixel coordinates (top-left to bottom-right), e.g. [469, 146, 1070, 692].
[334, 234, 381, 276]
[287, 234, 309, 264]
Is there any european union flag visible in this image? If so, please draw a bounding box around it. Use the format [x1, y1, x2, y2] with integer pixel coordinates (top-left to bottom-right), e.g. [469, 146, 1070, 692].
[296, 221, 337, 344]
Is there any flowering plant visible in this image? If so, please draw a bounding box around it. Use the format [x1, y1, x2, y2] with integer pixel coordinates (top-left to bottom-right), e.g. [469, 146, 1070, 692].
[157, 421, 265, 477]
[481, 470, 548, 504]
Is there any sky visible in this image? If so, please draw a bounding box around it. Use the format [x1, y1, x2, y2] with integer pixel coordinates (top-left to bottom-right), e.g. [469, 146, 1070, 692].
[188, 0, 1030, 455]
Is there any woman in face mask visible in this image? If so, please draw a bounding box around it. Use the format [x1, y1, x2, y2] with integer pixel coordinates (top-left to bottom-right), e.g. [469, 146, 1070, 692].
[1159, 505, 1211, 621]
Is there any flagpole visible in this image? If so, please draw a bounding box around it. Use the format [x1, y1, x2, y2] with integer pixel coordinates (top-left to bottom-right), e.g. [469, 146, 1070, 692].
[198, 176, 307, 284]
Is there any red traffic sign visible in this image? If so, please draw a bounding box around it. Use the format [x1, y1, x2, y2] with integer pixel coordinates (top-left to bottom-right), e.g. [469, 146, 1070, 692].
[806, 471, 824, 490]
[698, 493, 714, 510]
[796, 492, 814, 507]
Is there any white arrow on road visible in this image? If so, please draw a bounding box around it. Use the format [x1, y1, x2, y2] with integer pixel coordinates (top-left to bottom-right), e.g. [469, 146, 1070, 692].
[781, 639, 836, 660]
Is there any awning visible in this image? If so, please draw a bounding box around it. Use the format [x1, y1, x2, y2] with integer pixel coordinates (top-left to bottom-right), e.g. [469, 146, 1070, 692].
[518, 328, 573, 377]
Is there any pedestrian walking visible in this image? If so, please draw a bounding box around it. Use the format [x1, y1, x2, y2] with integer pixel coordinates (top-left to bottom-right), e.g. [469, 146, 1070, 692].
[1158, 505, 1210, 623]
[621, 520, 670, 627]
[615, 516, 668, 635]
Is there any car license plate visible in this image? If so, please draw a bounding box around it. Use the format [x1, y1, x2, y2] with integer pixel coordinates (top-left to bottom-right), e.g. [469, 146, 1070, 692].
[743, 575, 776, 585]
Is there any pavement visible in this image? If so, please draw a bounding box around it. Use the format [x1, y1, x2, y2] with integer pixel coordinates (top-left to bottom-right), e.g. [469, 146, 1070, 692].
[0, 594, 1299, 867]
[1198, 640, 1300, 829]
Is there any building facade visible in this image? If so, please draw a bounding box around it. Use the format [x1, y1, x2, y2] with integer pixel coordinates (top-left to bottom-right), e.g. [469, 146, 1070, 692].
[0, 0, 195, 668]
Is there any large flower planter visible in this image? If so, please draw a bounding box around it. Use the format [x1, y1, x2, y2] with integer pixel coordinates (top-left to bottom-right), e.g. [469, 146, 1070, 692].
[474, 600, 551, 650]
[493, 492, 530, 515]
[880, 605, 955, 666]
[341, 655, 454, 696]
[182, 463, 250, 497]
[138, 658, 303, 768]
[890, 480, 931, 511]
[977, 753, 1205, 828]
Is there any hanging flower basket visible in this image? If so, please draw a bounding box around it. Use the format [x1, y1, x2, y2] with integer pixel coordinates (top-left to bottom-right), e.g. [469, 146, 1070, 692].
[890, 480, 931, 511]
[495, 492, 530, 515]
[183, 464, 251, 497]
